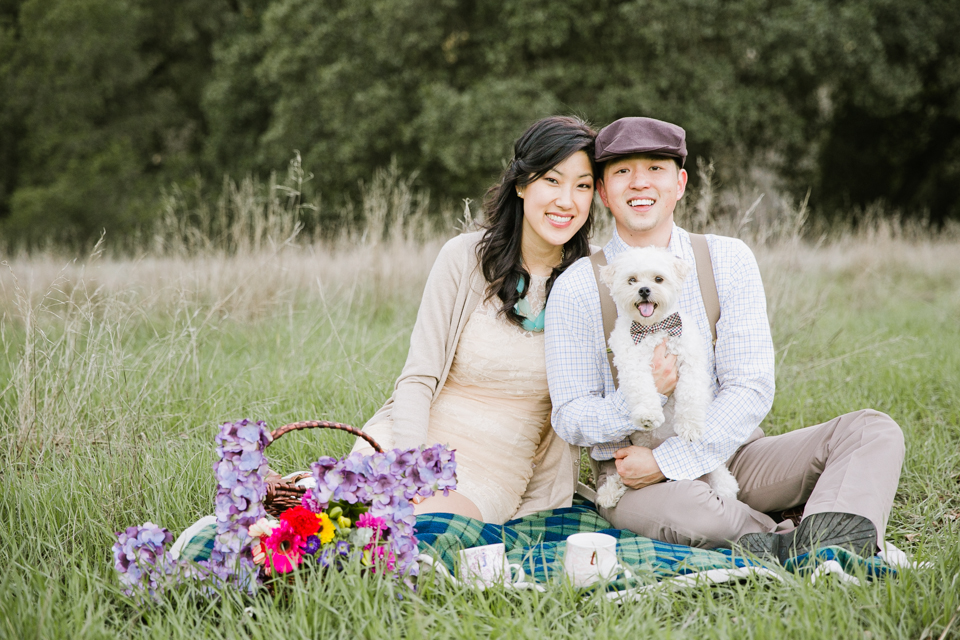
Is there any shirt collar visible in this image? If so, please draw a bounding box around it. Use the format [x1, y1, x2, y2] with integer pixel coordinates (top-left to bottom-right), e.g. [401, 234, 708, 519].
[668, 225, 691, 261]
[603, 226, 632, 260]
[604, 223, 688, 261]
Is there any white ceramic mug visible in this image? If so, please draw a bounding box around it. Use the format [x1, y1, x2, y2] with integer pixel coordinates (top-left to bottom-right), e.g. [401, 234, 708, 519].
[458, 543, 526, 588]
[564, 532, 624, 587]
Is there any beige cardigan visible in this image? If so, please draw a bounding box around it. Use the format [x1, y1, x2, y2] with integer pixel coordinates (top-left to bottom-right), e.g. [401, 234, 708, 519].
[359, 231, 578, 518]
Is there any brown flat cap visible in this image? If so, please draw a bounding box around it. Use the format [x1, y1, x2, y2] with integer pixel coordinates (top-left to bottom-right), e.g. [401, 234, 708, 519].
[595, 117, 687, 167]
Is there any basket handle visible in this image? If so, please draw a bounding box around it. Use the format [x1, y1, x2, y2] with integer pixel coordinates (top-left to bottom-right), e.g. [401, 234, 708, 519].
[268, 420, 384, 454]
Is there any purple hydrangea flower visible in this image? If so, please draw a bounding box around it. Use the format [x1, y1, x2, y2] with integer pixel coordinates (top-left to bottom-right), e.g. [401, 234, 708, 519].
[112, 522, 176, 600]
[210, 419, 270, 589]
[305, 442, 456, 578]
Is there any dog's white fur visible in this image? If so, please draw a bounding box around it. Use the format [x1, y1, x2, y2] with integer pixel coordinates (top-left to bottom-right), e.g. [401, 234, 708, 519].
[594, 247, 739, 508]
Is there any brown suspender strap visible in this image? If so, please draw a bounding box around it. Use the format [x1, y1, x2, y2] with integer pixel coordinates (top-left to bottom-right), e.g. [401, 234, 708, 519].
[589, 251, 620, 388]
[689, 233, 720, 346]
[581, 250, 617, 503]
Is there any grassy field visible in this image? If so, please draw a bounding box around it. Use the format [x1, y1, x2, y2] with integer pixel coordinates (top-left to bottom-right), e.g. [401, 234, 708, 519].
[1, 213, 959, 638]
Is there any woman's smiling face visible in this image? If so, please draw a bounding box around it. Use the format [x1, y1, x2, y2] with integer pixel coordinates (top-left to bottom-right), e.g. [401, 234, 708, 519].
[519, 150, 595, 249]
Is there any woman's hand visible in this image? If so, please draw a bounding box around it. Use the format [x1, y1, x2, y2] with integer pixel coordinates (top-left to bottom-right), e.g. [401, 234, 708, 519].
[652, 339, 679, 396]
[613, 446, 666, 490]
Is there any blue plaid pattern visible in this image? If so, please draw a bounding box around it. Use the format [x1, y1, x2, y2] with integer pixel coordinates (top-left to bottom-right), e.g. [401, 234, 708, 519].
[176, 523, 216, 562]
[545, 225, 776, 480]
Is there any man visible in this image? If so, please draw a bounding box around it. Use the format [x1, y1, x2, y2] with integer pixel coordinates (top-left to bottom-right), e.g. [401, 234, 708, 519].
[544, 116, 904, 561]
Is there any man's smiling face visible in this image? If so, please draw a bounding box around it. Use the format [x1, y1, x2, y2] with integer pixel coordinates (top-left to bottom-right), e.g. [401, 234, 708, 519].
[597, 154, 688, 246]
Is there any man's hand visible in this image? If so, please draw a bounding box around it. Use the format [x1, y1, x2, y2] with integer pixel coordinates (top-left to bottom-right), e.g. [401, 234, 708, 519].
[652, 339, 678, 396]
[614, 446, 666, 490]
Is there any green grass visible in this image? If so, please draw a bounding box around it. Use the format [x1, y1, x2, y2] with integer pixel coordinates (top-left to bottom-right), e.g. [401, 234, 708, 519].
[1, 235, 959, 639]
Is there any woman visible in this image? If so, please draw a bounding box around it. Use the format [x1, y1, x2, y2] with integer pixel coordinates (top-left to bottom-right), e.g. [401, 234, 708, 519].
[353, 116, 598, 523]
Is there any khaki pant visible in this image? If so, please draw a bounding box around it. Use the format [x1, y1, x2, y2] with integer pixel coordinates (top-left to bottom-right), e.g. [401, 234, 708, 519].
[596, 409, 905, 549]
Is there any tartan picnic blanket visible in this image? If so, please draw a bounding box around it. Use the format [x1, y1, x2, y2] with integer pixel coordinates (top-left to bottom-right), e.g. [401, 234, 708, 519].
[414, 503, 892, 589]
[174, 502, 892, 590]
[417, 503, 754, 585]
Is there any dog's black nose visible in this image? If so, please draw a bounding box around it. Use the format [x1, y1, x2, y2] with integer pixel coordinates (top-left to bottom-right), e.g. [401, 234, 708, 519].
[638, 287, 651, 298]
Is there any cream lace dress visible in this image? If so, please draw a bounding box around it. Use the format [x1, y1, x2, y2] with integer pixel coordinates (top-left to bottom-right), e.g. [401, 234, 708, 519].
[426, 275, 552, 523]
[357, 275, 553, 524]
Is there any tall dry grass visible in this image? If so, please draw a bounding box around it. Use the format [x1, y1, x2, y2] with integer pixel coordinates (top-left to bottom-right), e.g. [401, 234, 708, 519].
[3, 161, 958, 461]
[3, 162, 959, 441]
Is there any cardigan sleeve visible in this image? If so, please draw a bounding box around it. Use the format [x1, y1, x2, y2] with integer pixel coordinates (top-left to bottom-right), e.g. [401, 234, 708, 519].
[387, 234, 473, 449]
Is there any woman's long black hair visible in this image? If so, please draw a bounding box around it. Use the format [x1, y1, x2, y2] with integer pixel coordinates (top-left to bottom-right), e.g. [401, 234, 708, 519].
[476, 115, 598, 326]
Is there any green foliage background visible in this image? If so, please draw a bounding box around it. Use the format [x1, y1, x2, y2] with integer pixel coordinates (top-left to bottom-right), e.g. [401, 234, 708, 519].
[2, 0, 959, 246]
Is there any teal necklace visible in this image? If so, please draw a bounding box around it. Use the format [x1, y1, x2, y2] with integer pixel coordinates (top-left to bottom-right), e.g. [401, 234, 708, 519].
[514, 275, 545, 332]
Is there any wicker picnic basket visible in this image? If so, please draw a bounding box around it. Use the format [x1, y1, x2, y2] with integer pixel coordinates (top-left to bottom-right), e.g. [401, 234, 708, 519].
[262, 420, 384, 518]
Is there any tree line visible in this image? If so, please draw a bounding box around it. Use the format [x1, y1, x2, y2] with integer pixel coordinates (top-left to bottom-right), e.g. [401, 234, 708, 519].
[1, 0, 958, 247]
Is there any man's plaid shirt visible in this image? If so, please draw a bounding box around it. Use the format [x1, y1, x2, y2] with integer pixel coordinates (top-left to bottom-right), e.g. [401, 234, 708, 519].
[544, 224, 775, 481]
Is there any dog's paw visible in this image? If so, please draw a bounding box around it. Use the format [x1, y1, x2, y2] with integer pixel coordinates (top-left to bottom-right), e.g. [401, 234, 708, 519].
[707, 468, 740, 500]
[673, 418, 704, 442]
[630, 405, 664, 430]
[596, 476, 628, 509]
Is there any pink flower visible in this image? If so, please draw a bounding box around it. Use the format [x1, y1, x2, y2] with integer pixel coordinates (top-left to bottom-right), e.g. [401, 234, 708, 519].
[356, 513, 387, 534]
[356, 513, 388, 549]
[371, 546, 396, 573]
[262, 520, 303, 574]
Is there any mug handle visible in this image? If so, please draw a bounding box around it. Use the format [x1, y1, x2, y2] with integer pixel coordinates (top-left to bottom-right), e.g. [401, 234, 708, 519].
[508, 562, 526, 585]
[612, 563, 633, 580]
[597, 562, 633, 583]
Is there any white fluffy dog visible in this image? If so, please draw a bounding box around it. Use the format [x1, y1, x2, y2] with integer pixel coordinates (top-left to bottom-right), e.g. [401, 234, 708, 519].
[594, 246, 740, 509]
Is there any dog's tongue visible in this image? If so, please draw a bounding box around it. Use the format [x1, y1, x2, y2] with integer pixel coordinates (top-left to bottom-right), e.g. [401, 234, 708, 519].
[638, 302, 655, 318]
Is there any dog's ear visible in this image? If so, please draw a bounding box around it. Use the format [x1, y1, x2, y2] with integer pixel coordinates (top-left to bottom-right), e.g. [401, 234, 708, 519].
[598, 263, 615, 288]
[673, 257, 692, 282]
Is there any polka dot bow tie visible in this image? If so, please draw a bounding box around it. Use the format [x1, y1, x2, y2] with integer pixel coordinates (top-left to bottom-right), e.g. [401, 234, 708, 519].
[629, 312, 683, 344]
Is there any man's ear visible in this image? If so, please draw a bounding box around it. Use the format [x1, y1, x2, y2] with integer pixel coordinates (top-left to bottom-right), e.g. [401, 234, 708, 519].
[673, 256, 691, 282]
[597, 178, 610, 208]
[598, 263, 615, 288]
[675, 168, 689, 202]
